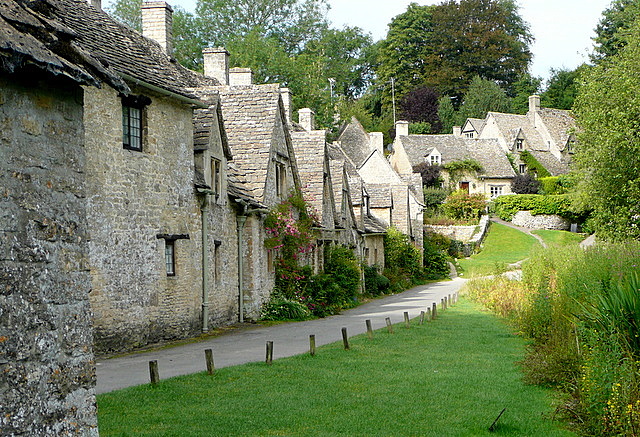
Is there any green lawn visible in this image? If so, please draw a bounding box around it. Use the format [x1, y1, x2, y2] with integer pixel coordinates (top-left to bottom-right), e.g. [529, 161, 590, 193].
[531, 229, 586, 246]
[97, 299, 574, 436]
[457, 222, 540, 277]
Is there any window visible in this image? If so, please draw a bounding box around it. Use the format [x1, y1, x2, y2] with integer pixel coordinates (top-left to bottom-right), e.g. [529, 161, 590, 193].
[490, 186, 503, 198]
[464, 132, 474, 139]
[275, 161, 286, 197]
[515, 138, 524, 151]
[122, 95, 150, 151]
[165, 240, 175, 276]
[211, 158, 221, 198]
[214, 240, 221, 281]
[429, 154, 441, 165]
[519, 164, 527, 174]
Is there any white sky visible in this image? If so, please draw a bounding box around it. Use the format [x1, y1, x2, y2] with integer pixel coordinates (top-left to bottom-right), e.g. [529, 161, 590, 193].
[113, 0, 614, 82]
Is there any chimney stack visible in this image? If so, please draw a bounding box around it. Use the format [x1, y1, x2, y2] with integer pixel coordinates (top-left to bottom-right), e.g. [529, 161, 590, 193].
[141, 2, 173, 55]
[87, 0, 101, 9]
[395, 120, 409, 138]
[528, 95, 541, 113]
[203, 47, 229, 85]
[452, 126, 462, 136]
[280, 88, 292, 122]
[229, 67, 253, 86]
[298, 108, 315, 131]
[370, 132, 384, 155]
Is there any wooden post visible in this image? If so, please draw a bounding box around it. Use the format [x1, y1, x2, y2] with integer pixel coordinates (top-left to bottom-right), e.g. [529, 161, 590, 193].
[149, 360, 159, 385]
[448, 294, 452, 306]
[444, 296, 448, 310]
[385, 317, 394, 334]
[420, 311, 425, 325]
[432, 302, 437, 320]
[404, 311, 410, 328]
[366, 320, 373, 339]
[441, 298, 445, 311]
[341, 327, 350, 350]
[205, 349, 214, 375]
[309, 334, 316, 356]
[426, 307, 432, 321]
[266, 341, 273, 364]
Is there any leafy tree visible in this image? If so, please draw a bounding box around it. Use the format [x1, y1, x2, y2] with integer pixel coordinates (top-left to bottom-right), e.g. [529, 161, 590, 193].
[573, 19, 640, 240]
[413, 163, 442, 188]
[437, 95, 457, 134]
[195, 0, 329, 54]
[592, 0, 640, 62]
[106, 0, 142, 30]
[442, 190, 486, 220]
[456, 76, 511, 122]
[399, 87, 442, 133]
[540, 66, 586, 110]
[511, 173, 540, 194]
[510, 73, 542, 114]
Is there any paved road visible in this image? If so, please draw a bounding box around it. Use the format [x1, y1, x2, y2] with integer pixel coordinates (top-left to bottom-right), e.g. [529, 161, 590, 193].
[96, 277, 466, 394]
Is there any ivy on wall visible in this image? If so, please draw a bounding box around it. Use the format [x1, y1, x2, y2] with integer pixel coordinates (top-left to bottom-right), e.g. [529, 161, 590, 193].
[519, 151, 551, 178]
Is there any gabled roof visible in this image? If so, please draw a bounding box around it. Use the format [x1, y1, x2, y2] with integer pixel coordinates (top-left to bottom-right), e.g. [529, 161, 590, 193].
[487, 112, 549, 151]
[193, 97, 231, 158]
[537, 108, 577, 151]
[463, 118, 485, 133]
[51, 0, 216, 98]
[215, 83, 294, 203]
[0, 0, 124, 89]
[399, 135, 472, 165]
[335, 117, 373, 167]
[528, 150, 570, 176]
[366, 183, 393, 208]
[363, 214, 387, 234]
[467, 139, 516, 179]
[227, 162, 265, 208]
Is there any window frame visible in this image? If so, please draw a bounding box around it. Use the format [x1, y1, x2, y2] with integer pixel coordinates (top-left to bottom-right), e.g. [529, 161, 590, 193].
[519, 164, 527, 174]
[515, 138, 524, 151]
[275, 161, 286, 198]
[490, 185, 503, 199]
[165, 240, 175, 277]
[121, 94, 151, 152]
[211, 157, 221, 199]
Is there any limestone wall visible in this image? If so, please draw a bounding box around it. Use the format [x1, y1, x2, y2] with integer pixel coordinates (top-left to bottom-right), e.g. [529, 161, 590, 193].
[84, 85, 204, 353]
[0, 75, 98, 435]
[511, 211, 570, 230]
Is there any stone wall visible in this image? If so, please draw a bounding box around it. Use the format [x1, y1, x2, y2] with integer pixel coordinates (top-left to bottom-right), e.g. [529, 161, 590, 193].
[0, 75, 98, 435]
[426, 215, 490, 257]
[84, 85, 204, 354]
[511, 211, 570, 230]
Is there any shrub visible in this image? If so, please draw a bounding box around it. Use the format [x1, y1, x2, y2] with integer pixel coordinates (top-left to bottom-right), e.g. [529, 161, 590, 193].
[493, 194, 576, 221]
[363, 265, 390, 296]
[442, 189, 486, 221]
[511, 173, 540, 194]
[323, 245, 361, 305]
[383, 227, 424, 291]
[260, 297, 311, 321]
[423, 187, 448, 214]
[423, 233, 450, 279]
[413, 163, 442, 188]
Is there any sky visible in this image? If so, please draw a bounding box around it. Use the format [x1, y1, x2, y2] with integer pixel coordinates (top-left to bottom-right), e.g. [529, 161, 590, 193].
[114, 0, 614, 83]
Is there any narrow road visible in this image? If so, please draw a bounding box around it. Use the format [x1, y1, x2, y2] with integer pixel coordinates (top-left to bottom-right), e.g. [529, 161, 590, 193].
[95, 277, 466, 394]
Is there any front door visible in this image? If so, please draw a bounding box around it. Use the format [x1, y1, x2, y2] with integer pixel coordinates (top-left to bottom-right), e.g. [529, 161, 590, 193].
[459, 181, 470, 193]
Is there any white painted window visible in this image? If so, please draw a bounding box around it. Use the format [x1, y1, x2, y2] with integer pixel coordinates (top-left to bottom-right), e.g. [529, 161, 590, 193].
[490, 186, 503, 198]
[515, 138, 524, 151]
[519, 164, 527, 174]
[429, 154, 441, 165]
[165, 240, 175, 276]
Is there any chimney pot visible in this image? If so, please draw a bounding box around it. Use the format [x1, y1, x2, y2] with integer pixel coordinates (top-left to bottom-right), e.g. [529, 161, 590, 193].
[203, 47, 229, 85]
[229, 67, 253, 86]
[298, 108, 315, 131]
[453, 126, 462, 136]
[141, 2, 173, 55]
[395, 120, 409, 138]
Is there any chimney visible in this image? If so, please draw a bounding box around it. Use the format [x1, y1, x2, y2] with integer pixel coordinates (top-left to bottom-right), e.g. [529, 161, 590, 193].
[529, 95, 541, 113]
[452, 126, 462, 136]
[141, 2, 173, 55]
[229, 67, 253, 86]
[370, 132, 384, 155]
[87, 0, 101, 9]
[280, 88, 292, 122]
[395, 120, 409, 138]
[203, 47, 229, 85]
[298, 108, 315, 131]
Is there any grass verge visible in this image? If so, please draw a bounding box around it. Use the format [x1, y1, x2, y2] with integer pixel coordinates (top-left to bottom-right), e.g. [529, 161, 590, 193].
[530, 229, 585, 246]
[97, 298, 574, 436]
[457, 222, 540, 277]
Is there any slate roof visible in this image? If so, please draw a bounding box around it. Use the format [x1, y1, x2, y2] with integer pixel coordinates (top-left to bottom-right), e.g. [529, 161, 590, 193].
[467, 139, 516, 179]
[335, 117, 373, 167]
[487, 112, 548, 151]
[463, 118, 485, 133]
[0, 0, 124, 89]
[363, 214, 387, 233]
[47, 0, 216, 98]
[214, 83, 291, 203]
[537, 108, 577, 151]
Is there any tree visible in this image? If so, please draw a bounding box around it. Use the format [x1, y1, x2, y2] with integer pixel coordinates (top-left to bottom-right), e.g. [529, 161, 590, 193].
[437, 95, 457, 134]
[107, 0, 142, 31]
[456, 76, 511, 122]
[511, 173, 540, 194]
[573, 19, 640, 240]
[195, 0, 329, 54]
[510, 73, 542, 114]
[376, 0, 532, 106]
[399, 87, 442, 133]
[413, 162, 442, 188]
[592, 0, 640, 62]
[540, 66, 586, 110]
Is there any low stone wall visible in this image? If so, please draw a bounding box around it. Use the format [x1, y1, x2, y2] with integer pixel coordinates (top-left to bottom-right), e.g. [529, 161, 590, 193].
[511, 211, 570, 230]
[426, 215, 490, 257]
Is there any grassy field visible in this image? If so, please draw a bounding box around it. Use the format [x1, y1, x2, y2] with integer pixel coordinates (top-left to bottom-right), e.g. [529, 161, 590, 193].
[531, 229, 586, 246]
[97, 299, 574, 436]
[457, 222, 540, 277]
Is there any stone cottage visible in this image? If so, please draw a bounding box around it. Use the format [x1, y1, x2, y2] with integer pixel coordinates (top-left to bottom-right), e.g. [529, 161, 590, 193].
[0, 0, 130, 433]
[390, 121, 516, 198]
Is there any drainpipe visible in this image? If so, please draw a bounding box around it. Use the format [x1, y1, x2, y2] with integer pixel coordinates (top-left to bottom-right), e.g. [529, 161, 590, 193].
[237, 212, 248, 323]
[197, 189, 214, 332]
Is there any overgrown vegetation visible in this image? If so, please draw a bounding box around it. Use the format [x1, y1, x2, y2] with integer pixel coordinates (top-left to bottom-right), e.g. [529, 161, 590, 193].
[519, 151, 551, 178]
[492, 194, 584, 222]
[382, 227, 425, 292]
[465, 242, 640, 435]
[442, 189, 486, 221]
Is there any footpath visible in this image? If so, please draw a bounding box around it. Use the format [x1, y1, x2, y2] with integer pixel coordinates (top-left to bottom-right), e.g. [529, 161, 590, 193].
[96, 277, 466, 394]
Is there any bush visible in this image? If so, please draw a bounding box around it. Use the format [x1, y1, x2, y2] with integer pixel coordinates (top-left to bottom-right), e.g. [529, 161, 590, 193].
[363, 265, 390, 296]
[493, 194, 576, 221]
[442, 189, 486, 221]
[511, 173, 540, 194]
[323, 245, 361, 305]
[423, 187, 448, 214]
[423, 233, 450, 279]
[260, 297, 311, 321]
[383, 227, 424, 292]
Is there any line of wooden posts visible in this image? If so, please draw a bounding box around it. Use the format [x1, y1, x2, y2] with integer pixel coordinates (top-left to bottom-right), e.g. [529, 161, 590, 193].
[148, 292, 459, 385]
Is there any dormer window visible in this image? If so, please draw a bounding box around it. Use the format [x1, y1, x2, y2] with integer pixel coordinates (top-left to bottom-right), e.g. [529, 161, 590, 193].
[122, 95, 150, 152]
[515, 138, 524, 151]
[519, 164, 527, 174]
[429, 154, 441, 165]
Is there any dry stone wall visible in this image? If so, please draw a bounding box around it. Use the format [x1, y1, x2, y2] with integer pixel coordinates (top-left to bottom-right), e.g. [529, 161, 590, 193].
[511, 211, 570, 230]
[0, 75, 98, 435]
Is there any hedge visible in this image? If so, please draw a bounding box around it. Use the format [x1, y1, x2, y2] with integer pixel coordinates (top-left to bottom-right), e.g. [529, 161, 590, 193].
[493, 194, 575, 221]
